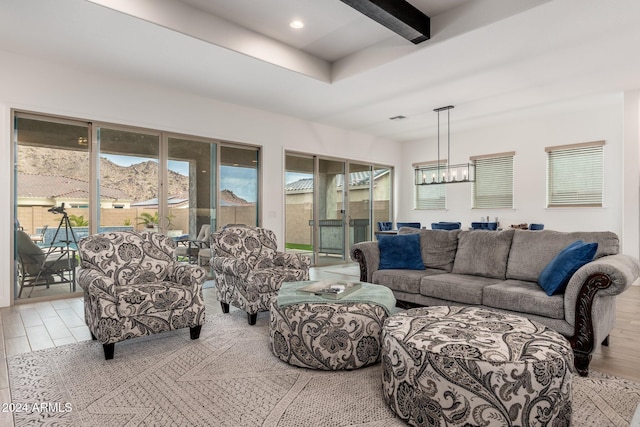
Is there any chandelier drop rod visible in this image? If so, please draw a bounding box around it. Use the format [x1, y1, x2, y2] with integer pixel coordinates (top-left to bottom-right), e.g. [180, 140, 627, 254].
[434, 105, 454, 182]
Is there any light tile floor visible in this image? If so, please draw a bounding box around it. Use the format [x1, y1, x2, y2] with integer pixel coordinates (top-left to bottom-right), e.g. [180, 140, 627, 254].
[0, 263, 359, 427]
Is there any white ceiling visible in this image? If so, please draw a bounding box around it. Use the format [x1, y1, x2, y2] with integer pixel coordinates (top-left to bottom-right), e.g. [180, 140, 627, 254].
[1, 0, 640, 142]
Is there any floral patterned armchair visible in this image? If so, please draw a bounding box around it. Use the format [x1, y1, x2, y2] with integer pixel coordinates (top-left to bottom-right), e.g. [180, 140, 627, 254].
[77, 231, 206, 360]
[210, 226, 311, 325]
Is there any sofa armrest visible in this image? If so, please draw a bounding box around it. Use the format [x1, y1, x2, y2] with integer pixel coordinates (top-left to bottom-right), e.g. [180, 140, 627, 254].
[77, 268, 117, 296]
[565, 254, 640, 315]
[563, 253, 640, 376]
[350, 241, 380, 282]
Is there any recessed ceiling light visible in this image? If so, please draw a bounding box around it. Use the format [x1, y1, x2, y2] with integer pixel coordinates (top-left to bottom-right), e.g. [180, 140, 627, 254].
[290, 20, 304, 29]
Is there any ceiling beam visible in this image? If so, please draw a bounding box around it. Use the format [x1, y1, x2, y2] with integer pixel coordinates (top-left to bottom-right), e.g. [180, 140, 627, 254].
[340, 0, 430, 44]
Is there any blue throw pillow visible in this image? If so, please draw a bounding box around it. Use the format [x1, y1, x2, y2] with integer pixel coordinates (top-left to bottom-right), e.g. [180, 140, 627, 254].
[538, 240, 598, 296]
[378, 233, 425, 270]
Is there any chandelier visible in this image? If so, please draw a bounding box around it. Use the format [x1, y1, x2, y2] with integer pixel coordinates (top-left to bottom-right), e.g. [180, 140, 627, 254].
[415, 105, 474, 185]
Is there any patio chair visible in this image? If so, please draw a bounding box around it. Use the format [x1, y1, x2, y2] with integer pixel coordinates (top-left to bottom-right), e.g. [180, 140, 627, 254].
[175, 224, 211, 264]
[16, 229, 77, 298]
[29, 224, 48, 244]
[77, 231, 206, 360]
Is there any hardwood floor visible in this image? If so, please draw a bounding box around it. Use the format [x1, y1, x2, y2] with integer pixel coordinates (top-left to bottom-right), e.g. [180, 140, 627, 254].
[0, 264, 638, 427]
[590, 282, 640, 382]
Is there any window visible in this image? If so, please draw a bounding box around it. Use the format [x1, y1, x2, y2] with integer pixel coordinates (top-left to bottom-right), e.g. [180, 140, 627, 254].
[13, 110, 261, 301]
[472, 152, 514, 209]
[414, 162, 446, 210]
[546, 141, 604, 207]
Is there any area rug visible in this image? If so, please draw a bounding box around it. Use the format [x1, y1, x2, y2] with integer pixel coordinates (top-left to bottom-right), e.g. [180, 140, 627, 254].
[7, 311, 640, 426]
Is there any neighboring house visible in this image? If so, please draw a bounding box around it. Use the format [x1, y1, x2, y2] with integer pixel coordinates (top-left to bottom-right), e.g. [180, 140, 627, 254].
[17, 173, 132, 208]
[285, 169, 391, 204]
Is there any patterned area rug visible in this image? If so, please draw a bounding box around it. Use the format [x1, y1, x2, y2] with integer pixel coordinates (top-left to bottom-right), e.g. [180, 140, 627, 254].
[7, 311, 640, 426]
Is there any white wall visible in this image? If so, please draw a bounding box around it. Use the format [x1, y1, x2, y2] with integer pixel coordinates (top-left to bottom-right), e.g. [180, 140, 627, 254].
[0, 50, 401, 307]
[399, 93, 640, 257]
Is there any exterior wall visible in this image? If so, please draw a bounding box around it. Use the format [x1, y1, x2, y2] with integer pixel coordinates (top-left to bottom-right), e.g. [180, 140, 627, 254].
[286, 201, 313, 245]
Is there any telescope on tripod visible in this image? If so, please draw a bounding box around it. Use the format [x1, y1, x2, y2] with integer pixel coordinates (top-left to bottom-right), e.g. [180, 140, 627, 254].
[29, 203, 79, 297]
[47, 203, 78, 249]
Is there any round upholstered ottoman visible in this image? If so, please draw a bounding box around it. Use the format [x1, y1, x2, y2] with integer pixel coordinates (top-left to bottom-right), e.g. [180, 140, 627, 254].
[270, 281, 396, 370]
[382, 306, 573, 426]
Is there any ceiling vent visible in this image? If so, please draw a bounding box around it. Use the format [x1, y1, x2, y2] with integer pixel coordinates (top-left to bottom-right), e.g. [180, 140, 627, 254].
[340, 0, 430, 44]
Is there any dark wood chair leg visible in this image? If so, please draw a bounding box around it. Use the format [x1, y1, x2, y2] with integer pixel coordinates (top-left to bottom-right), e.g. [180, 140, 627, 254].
[103, 343, 115, 360]
[220, 302, 229, 313]
[248, 312, 257, 325]
[190, 325, 202, 340]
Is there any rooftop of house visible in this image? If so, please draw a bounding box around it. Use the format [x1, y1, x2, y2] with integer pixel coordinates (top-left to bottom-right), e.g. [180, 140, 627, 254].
[18, 174, 130, 201]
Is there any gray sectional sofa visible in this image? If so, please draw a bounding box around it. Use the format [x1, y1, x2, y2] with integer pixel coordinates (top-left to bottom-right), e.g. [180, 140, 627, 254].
[350, 228, 640, 376]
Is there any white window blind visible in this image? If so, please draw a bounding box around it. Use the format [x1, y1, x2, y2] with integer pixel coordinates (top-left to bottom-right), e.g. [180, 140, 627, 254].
[546, 142, 604, 207]
[472, 153, 514, 209]
[415, 163, 445, 210]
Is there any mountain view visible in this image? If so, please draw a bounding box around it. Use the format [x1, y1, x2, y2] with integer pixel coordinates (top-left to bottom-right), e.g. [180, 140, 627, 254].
[17, 146, 251, 205]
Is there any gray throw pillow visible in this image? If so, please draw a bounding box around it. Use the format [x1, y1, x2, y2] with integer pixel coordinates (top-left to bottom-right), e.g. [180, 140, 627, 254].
[452, 229, 515, 279]
[398, 228, 460, 272]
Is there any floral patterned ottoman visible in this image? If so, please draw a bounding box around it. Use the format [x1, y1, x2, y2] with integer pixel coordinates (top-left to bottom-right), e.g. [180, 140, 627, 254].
[270, 281, 396, 370]
[382, 306, 573, 426]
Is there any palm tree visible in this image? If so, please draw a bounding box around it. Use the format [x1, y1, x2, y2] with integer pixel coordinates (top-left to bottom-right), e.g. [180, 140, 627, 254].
[68, 214, 89, 227]
[136, 212, 159, 228]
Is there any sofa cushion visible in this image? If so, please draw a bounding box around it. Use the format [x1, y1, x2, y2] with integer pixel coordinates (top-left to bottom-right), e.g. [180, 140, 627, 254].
[372, 269, 444, 294]
[398, 228, 460, 272]
[420, 273, 502, 305]
[483, 280, 565, 320]
[538, 240, 598, 296]
[451, 229, 515, 279]
[506, 230, 618, 282]
[378, 234, 425, 270]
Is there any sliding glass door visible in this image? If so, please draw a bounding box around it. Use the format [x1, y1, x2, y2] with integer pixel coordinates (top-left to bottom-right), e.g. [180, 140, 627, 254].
[12, 111, 262, 302]
[14, 113, 90, 299]
[317, 158, 346, 265]
[285, 154, 314, 262]
[218, 145, 259, 228]
[347, 162, 372, 249]
[373, 166, 392, 232]
[167, 136, 217, 238]
[285, 152, 393, 266]
[97, 126, 160, 235]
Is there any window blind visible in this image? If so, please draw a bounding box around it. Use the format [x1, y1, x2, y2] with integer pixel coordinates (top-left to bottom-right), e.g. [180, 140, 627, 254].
[415, 163, 445, 210]
[547, 143, 603, 207]
[472, 155, 513, 209]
